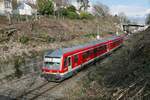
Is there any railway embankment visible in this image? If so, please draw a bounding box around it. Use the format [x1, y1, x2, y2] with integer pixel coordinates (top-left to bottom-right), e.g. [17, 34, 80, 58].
[0, 16, 123, 99]
[0, 16, 120, 81]
[65, 27, 150, 99]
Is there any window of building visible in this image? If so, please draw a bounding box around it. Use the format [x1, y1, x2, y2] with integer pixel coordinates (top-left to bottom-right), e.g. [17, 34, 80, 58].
[4, 0, 11, 8]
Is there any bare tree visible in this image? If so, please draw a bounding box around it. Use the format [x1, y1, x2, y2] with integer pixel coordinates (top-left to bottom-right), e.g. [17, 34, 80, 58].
[146, 14, 150, 25]
[118, 12, 130, 24]
[93, 2, 109, 17]
[77, 0, 90, 12]
[12, 0, 18, 10]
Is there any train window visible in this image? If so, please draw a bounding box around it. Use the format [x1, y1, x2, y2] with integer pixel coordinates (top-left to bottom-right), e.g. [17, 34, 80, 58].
[82, 52, 87, 59]
[74, 55, 78, 63]
[114, 41, 119, 45]
[82, 51, 90, 59]
[90, 50, 93, 55]
[82, 53, 85, 59]
[86, 51, 90, 56]
[64, 58, 68, 67]
[64, 57, 71, 67]
[101, 45, 107, 50]
[94, 48, 97, 54]
[44, 57, 60, 70]
[68, 57, 71, 66]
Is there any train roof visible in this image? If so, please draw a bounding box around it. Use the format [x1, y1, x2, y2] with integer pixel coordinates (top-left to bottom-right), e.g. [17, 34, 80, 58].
[45, 36, 119, 58]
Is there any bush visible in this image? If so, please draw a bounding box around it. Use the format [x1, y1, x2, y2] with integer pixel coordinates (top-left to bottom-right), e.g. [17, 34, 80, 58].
[80, 12, 94, 19]
[37, 0, 54, 15]
[67, 11, 79, 19]
[108, 32, 114, 35]
[67, 5, 77, 12]
[14, 56, 25, 78]
[19, 35, 29, 44]
[46, 36, 55, 43]
[55, 8, 68, 16]
[55, 5, 79, 19]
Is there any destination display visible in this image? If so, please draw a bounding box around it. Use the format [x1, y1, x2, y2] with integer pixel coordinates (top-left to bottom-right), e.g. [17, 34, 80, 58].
[44, 58, 61, 62]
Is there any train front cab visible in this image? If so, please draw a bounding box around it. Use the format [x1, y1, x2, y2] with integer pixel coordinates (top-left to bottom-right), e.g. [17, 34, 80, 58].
[42, 56, 65, 82]
[42, 54, 75, 82]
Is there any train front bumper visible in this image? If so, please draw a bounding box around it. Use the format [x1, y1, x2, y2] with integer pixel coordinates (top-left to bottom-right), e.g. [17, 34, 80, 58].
[41, 73, 64, 82]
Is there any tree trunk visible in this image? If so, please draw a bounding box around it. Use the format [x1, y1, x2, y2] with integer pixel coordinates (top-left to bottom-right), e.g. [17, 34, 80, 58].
[6, 12, 12, 25]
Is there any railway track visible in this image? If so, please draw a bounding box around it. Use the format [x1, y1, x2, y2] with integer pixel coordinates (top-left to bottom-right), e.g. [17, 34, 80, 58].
[116, 79, 146, 100]
[16, 81, 60, 100]
[15, 63, 93, 100]
[0, 60, 42, 85]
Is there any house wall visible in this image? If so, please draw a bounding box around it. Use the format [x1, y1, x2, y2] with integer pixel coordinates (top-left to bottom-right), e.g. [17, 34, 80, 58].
[16, 0, 37, 15]
[17, 3, 32, 15]
[0, 1, 5, 15]
[0, 0, 12, 15]
[17, 0, 36, 4]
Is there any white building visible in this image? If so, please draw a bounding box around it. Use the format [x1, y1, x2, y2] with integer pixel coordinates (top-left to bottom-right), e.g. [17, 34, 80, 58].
[17, 0, 36, 4]
[16, 0, 37, 15]
[16, 2, 32, 15]
[0, 0, 12, 15]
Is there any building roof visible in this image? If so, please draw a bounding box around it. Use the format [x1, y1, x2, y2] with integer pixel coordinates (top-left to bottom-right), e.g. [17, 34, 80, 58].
[45, 36, 118, 58]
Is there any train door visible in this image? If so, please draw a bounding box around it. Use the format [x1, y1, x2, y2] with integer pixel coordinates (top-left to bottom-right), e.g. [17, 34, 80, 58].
[68, 56, 72, 72]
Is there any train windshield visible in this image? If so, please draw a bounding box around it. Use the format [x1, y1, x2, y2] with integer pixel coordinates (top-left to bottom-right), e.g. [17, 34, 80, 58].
[44, 57, 61, 70]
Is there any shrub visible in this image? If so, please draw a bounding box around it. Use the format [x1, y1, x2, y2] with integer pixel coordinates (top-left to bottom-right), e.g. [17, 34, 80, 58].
[14, 56, 25, 78]
[55, 5, 79, 19]
[80, 12, 94, 19]
[55, 8, 68, 16]
[108, 32, 114, 35]
[67, 11, 79, 19]
[46, 36, 55, 43]
[19, 35, 29, 44]
[37, 0, 54, 15]
[67, 5, 77, 12]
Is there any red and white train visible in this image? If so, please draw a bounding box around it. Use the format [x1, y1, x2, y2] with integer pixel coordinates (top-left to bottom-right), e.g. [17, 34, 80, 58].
[42, 35, 124, 81]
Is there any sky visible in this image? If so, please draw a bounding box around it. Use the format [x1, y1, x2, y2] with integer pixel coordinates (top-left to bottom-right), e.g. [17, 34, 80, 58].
[91, 0, 150, 24]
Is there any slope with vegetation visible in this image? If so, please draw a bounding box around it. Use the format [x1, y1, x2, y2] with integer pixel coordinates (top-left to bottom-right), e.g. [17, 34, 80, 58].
[0, 14, 121, 80]
[66, 27, 150, 99]
[0, 0, 128, 82]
